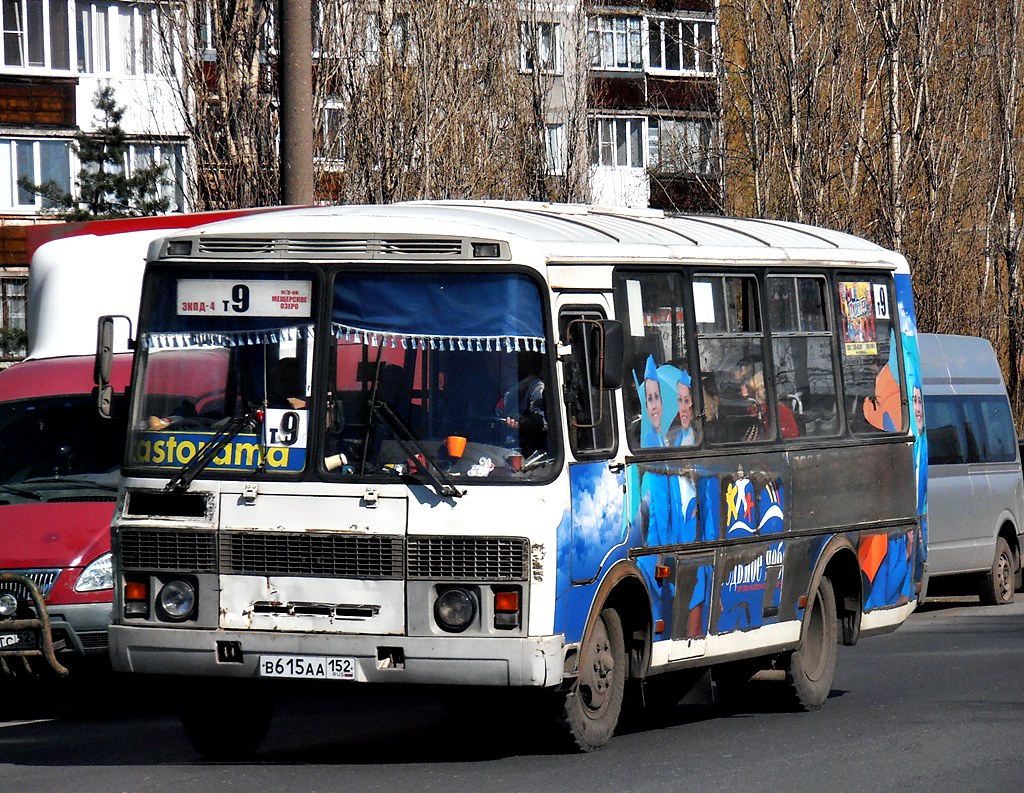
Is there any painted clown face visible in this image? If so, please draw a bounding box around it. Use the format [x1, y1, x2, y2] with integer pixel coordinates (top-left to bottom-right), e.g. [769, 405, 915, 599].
[645, 377, 663, 433]
[677, 381, 693, 429]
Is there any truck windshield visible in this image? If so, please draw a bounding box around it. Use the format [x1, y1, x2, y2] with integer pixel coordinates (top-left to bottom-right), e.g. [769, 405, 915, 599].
[0, 395, 125, 501]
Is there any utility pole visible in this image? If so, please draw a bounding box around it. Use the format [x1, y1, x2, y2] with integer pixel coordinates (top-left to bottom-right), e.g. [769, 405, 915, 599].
[279, 0, 314, 205]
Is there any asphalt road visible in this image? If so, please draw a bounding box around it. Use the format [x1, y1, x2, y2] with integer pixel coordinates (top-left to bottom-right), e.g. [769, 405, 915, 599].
[2, 596, 1022, 793]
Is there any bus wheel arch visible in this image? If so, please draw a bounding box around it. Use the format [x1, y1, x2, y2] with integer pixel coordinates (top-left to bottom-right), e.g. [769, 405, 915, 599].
[819, 540, 863, 646]
[780, 538, 859, 710]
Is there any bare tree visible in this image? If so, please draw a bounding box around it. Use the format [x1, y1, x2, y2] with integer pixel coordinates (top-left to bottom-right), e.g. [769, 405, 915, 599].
[156, 1, 280, 209]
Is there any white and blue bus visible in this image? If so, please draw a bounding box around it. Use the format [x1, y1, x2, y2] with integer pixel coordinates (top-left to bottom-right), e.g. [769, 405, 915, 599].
[98, 202, 926, 756]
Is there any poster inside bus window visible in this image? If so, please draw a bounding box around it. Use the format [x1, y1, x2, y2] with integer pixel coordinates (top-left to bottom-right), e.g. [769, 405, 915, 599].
[838, 281, 883, 356]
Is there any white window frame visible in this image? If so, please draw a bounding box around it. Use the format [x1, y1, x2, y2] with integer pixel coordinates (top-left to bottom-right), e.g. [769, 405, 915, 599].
[648, 117, 715, 175]
[545, 123, 565, 175]
[0, 136, 73, 211]
[646, 16, 716, 76]
[1, 0, 72, 71]
[0, 277, 27, 342]
[519, 20, 562, 75]
[588, 15, 642, 72]
[590, 116, 646, 169]
[126, 140, 185, 211]
[76, 1, 112, 73]
[317, 99, 345, 168]
[120, 1, 159, 76]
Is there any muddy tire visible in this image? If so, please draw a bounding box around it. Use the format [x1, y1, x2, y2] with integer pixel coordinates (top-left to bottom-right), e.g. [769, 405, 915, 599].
[782, 576, 837, 711]
[557, 607, 626, 752]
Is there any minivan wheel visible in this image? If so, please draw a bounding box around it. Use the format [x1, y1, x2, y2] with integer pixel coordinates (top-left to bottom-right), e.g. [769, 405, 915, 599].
[980, 537, 1014, 606]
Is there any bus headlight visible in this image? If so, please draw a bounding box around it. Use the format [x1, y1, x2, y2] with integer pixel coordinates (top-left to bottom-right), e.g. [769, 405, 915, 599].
[157, 580, 197, 621]
[434, 587, 477, 633]
[74, 552, 113, 592]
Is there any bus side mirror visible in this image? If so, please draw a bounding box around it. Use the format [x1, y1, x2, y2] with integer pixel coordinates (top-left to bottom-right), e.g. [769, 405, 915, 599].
[95, 315, 132, 418]
[598, 320, 623, 390]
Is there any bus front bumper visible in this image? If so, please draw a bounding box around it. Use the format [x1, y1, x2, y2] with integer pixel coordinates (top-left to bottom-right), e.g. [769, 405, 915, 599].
[109, 624, 565, 687]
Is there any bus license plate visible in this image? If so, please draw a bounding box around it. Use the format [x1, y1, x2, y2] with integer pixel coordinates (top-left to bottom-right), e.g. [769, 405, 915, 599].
[259, 655, 356, 680]
[0, 631, 36, 650]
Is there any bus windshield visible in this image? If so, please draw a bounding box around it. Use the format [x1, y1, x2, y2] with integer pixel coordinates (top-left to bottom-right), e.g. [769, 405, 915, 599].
[328, 271, 553, 482]
[127, 268, 555, 483]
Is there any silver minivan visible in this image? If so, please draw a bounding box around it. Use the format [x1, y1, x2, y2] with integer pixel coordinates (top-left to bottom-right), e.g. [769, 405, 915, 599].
[920, 333, 1024, 604]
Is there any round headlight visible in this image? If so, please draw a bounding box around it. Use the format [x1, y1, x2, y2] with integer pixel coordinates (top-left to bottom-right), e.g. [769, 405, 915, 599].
[434, 587, 477, 633]
[0, 592, 18, 618]
[157, 580, 196, 621]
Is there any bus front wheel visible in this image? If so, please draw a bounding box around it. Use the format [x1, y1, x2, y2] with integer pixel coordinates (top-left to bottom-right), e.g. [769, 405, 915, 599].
[180, 683, 274, 760]
[782, 576, 837, 711]
[559, 607, 625, 751]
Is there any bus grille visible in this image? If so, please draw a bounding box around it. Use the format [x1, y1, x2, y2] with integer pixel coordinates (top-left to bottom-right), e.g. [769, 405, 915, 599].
[220, 532, 404, 579]
[115, 530, 529, 582]
[0, 569, 60, 602]
[406, 537, 530, 581]
[119, 529, 217, 573]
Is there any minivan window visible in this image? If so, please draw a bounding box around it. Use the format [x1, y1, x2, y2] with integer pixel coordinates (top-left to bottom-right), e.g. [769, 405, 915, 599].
[924, 394, 1017, 465]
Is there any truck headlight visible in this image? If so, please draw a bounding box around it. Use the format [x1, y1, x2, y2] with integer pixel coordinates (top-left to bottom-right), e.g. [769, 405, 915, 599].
[74, 552, 113, 592]
[157, 580, 197, 621]
[434, 587, 477, 633]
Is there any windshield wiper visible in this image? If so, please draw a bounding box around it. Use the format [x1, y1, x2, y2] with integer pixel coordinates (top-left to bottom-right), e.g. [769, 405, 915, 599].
[0, 483, 43, 501]
[22, 477, 118, 491]
[165, 409, 261, 493]
[367, 397, 464, 499]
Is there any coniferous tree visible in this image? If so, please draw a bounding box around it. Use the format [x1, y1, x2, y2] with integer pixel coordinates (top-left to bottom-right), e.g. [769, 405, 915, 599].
[19, 85, 170, 220]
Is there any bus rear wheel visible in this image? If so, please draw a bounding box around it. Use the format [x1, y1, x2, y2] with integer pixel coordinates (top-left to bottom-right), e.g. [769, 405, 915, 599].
[980, 537, 1014, 605]
[782, 576, 837, 711]
[558, 607, 625, 752]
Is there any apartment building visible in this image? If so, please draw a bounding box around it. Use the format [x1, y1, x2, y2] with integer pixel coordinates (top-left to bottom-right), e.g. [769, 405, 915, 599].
[0, 1, 723, 361]
[527, 0, 722, 211]
[0, 0, 187, 360]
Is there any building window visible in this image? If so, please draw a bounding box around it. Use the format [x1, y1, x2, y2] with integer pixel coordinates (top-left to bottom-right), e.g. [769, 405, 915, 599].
[545, 123, 565, 175]
[318, 101, 345, 166]
[0, 278, 26, 357]
[0, 138, 72, 210]
[76, 2, 111, 73]
[2, 0, 70, 69]
[127, 141, 185, 211]
[120, 2, 159, 75]
[648, 118, 714, 175]
[590, 117, 645, 168]
[588, 15, 642, 71]
[365, 11, 411, 64]
[519, 20, 561, 74]
[648, 17, 715, 75]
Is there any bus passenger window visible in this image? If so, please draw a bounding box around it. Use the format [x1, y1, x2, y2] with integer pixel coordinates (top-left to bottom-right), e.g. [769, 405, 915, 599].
[612, 272, 690, 450]
[694, 274, 769, 443]
[836, 277, 905, 434]
[767, 276, 839, 438]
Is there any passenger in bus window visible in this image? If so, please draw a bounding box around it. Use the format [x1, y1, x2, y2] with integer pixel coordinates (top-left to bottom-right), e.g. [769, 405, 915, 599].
[700, 373, 724, 444]
[742, 371, 800, 440]
[496, 351, 547, 457]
